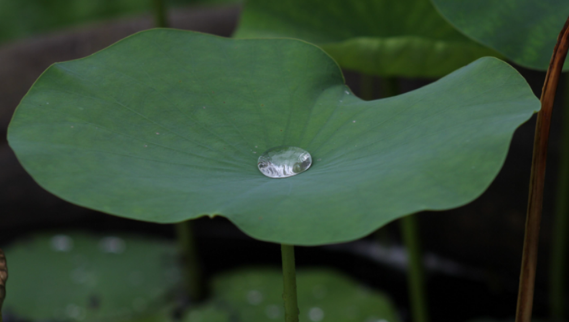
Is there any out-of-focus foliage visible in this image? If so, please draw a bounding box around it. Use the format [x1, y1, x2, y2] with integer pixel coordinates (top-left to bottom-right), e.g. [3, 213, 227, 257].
[183, 268, 401, 322]
[234, 0, 501, 77]
[432, 0, 569, 71]
[0, 0, 240, 45]
[2, 232, 180, 322]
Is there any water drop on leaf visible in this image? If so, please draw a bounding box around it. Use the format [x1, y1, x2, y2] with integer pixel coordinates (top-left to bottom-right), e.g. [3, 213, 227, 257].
[257, 146, 312, 178]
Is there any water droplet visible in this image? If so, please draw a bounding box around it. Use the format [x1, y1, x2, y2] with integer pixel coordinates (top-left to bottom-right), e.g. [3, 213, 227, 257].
[70, 126, 74, 128]
[51, 235, 73, 252]
[203, 106, 206, 109]
[352, 120, 356, 123]
[345, 90, 350, 95]
[99, 236, 126, 254]
[266, 305, 281, 319]
[144, 145, 148, 148]
[46, 102, 49, 105]
[247, 290, 264, 305]
[257, 146, 312, 178]
[308, 307, 324, 322]
[156, 132, 159, 135]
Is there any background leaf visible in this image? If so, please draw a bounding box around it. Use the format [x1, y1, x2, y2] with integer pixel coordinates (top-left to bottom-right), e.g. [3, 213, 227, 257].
[234, 0, 501, 77]
[184, 268, 400, 322]
[431, 0, 569, 71]
[2, 232, 180, 321]
[8, 30, 539, 245]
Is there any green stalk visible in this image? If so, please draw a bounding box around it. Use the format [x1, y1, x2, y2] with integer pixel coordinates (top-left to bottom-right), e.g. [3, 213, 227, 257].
[381, 77, 399, 98]
[152, 0, 168, 28]
[381, 77, 427, 322]
[401, 215, 429, 322]
[176, 221, 204, 301]
[550, 74, 569, 321]
[281, 244, 299, 322]
[360, 74, 375, 100]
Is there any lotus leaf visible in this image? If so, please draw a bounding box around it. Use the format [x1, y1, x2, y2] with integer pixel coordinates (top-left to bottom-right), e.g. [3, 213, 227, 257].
[431, 0, 569, 70]
[7, 29, 540, 245]
[234, 0, 501, 77]
[1, 232, 180, 321]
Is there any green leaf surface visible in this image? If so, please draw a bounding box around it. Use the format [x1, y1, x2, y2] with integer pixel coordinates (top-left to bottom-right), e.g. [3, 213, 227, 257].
[2, 232, 180, 322]
[431, 0, 569, 71]
[184, 268, 400, 322]
[233, 0, 501, 77]
[8, 29, 539, 245]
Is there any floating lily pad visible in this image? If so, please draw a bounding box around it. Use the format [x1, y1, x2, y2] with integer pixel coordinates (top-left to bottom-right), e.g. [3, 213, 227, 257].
[184, 268, 400, 322]
[431, 0, 569, 71]
[8, 29, 539, 245]
[2, 232, 180, 321]
[233, 0, 501, 77]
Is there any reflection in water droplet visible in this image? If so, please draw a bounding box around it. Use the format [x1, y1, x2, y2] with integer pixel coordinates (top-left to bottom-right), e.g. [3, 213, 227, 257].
[257, 146, 312, 178]
[51, 235, 74, 252]
[99, 237, 126, 254]
[247, 290, 264, 305]
[266, 304, 281, 319]
[308, 307, 324, 322]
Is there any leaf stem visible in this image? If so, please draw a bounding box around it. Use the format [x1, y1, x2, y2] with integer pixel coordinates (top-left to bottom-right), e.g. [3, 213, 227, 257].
[381, 77, 399, 98]
[0, 248, 7, 322]
[281, 244, 299, 322]
[382, 78, 427, 322]
[176, 221, 204, 302]
[515, 16, 569, 322]
[360, 74, 375, 100]
[152, 0, 169, 28]
[401, 215, 429, 322]
[550, 74, 569, 321]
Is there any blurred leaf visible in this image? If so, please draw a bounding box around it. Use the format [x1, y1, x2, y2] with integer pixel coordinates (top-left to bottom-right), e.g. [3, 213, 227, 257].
[431, 0, 569, 71]
[2, 232, 180, 322]
[233, 0, 501, 77]
[8, 30, 539, 245]
[184, 268, 400, 322]
[0, 0, 239, 45]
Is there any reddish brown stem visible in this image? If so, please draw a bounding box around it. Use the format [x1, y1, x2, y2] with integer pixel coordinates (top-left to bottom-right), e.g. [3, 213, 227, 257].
[0, 248, 7, 322]
[515, 16, 569, 322]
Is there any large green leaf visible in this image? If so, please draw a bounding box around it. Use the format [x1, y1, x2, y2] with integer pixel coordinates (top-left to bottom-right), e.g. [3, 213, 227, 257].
[184, 268, 400, 322]
[233, 0, 501, 77]
[431, 0, 569, 71]
[8, 29, 539, 245]
[2, 232, 180, 321]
